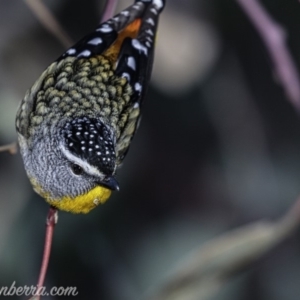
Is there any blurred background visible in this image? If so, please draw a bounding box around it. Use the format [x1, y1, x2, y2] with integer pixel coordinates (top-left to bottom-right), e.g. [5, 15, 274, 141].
[0, 0, 300, 299]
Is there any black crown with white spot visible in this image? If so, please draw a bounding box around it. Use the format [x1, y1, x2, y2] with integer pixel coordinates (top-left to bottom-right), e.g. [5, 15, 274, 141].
[63, 117, 116, 175]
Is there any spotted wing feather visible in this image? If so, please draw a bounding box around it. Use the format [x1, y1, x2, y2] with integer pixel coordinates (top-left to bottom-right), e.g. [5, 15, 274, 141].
[58, 2, 149, 60]
[113, 0, 165, 164]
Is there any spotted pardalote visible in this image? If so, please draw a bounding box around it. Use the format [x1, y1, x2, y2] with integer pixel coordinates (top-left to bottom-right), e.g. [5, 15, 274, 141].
[16, 0, 165, 213]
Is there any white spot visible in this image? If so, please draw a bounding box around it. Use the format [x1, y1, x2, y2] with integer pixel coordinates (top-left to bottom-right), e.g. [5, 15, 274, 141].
[106, 151, 110, 155]
[127, 56, 136, 71]
[146, 29, 154, 36]
[146, 18, 155, 26]
[145, 41, 151, 48]
[84, 132, 88, 135]
[69, 143, 74, 147]
[93, 198, 99, 205]
[89, 141, 94, 145]
[88, 37, 103, 46]
[122, 72, 131, 81]
[121, 11, 130, 16]
[81, 141, 85, 144]
[81, 147, 86, 150]
[97, 152, 101, 155]
[66, 48, 76, 55]
[133, 4, 141, 9]
[146, 36, 153, 42]
[95, 145, 100, 149]
[90, 134, 94, 138]
[77, 50, 91, 57]
[133, 102, 139, 109]
[103, 158, 106, 161]
[153, 0, 164, 10]
[135, 82, 142, 92]
[76, 132, 80, 135]
[132, 39, 148, 56]
[97, 26, 113, 33]
[89, 148, 93, 151]
[107, 158, 111, 161]
[151, 8, 158, 15]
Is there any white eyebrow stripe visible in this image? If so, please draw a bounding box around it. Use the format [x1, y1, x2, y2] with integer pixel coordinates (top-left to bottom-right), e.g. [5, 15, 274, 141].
[60, 144, 105, 178]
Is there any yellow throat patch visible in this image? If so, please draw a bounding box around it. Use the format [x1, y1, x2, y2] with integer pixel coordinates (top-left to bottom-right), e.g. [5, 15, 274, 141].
[29, 174, 112, 214]
[46, 186, 112, 214]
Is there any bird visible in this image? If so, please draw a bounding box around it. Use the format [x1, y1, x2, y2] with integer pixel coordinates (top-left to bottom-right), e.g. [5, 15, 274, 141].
[15, 0, 165, 214]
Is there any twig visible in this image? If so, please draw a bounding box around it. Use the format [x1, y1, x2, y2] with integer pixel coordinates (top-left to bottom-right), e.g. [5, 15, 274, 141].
[0, 142, 18, 155]
[148, 196, 300, 300]
[101, 0, 119, 23]
[236, 0, 300, 111]
[32, 207, 58, 300]
[24, 0, 73, 48]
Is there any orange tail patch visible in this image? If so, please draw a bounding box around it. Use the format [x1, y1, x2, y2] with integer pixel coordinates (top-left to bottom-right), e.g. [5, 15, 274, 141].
[103, 19, 142, 63]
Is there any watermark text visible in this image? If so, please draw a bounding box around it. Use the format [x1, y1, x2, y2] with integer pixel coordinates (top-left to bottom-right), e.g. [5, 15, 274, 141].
[0, 281, 78, 297]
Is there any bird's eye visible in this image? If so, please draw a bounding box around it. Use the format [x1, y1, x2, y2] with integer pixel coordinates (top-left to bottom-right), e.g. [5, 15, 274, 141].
[70, 164, 84, 175]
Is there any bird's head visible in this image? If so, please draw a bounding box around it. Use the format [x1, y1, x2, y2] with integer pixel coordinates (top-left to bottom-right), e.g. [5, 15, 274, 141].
[18, 117, 119, 214]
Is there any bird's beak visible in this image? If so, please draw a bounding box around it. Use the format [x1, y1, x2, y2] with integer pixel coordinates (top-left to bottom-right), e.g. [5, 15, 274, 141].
[98, 176, 120, 191]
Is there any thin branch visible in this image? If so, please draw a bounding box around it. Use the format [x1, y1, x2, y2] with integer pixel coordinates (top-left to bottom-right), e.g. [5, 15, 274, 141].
[31, 207, 58, 300]
[236, 0, 300, 111]
[0, 142, 18, 155]
[101, 0, 119, 23]
[24, 0, 73, 48]
[148, 195, 300, 300]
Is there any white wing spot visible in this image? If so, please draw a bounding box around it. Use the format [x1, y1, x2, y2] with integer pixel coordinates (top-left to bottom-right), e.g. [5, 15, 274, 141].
[66, 48, 76, 55]
[97, 26, 113, 33]
[146, 29, 154, 36]
[133, 102, 139, 109]
[150, 8, 158, 15]
[132, 39, 148, 56]
[121, 11, 130, 16]
[122, 72, 131, 81]
[135, 82, 142, 92]
[88, 37, 103, 45]
[145, 41, 151, 48]
[133, 4, 141, 9]
[77, 50, 91, 57]
[153, 0, 164, 10]
[146, 18, 155, 26]
[127, 56, 136, 71]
